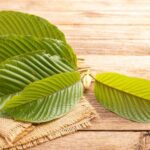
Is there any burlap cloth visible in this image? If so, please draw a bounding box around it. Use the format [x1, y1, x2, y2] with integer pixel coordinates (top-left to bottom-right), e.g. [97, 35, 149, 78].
[0, 97, 97, 150]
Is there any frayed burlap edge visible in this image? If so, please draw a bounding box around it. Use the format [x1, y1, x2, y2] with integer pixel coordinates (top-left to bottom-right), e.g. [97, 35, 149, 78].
[10, 126, 35, 145]
[1, 97, 97, 150]
[6, 116, 95, 150]
[0, 118, 34, 146]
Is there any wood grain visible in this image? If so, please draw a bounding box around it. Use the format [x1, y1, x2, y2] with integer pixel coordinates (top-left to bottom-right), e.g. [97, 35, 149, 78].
[70, 40, 150, 55]
[82, 55, 150, 79]
[59, 25, 150, 40]
[30, 131, 142, 150]
[1, 0, 150, 12]
[9, 11, 150, 25]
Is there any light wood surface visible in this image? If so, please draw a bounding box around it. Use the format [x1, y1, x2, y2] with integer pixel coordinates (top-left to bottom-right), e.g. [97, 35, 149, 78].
[1, 0, 150, 149]
[30, 132, 143, 150]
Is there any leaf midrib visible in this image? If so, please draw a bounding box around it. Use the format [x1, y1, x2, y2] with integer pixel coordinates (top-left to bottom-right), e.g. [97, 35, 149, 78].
[3, 80, 82, 109]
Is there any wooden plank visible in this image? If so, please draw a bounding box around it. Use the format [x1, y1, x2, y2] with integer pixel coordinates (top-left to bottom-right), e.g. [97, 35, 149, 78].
[30, 131, 142, 150]
[69, 40, 150, 55]
[145, 133, 150, 150]
[11, 11, 150, 25]
[1, 0, 150, 12]
[81, 55, 150, 130]
[0, 10, 149, 25]
[82, 55, 150, 79]
[58, 25, 150, 40]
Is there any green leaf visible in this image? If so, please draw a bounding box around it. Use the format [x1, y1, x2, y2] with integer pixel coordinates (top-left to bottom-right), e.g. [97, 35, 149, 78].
[0, 36, 77, 68]
[0, 94, 15, 109]
[0, 51, 74, 106]
[94, 72, 150, 122]
[1, 72, 83, 123]
[0, 11, 66, 42]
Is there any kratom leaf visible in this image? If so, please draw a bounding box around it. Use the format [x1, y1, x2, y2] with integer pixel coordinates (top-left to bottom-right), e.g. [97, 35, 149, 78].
[0, 36, 77, 68]
[0, 94, 15, 109]
[94, 72, 150, 122]
[1, 72, 83, 123]
[0, 11, 66, 42]
[0, 51, 74, 108]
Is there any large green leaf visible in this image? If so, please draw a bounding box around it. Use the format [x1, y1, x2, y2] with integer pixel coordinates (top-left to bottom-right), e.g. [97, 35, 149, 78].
[0, 11, 66, 42]
[0, 94, 15, 110]
[0, 36, 77, 68]
[0, 51, 73, 107]
[1, 72, 83, 123]
[94, 72, 150, 122]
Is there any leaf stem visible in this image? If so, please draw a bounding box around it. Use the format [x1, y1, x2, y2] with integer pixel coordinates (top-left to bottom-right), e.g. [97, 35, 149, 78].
[89, 73, 96, 80]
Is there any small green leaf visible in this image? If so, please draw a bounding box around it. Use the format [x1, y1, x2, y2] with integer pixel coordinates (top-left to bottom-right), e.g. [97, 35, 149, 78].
[94, 72, 150, 122]
[1, 72, 83, 123]
[0, 11, 66, 42]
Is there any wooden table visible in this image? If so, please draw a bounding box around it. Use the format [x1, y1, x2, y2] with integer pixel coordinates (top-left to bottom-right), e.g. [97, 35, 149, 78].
[1, 0, 150, 149]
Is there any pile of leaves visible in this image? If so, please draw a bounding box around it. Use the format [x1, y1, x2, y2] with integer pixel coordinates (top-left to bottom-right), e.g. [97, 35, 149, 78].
[0, 11, 150, 123]
[0, 11, 82, 123]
